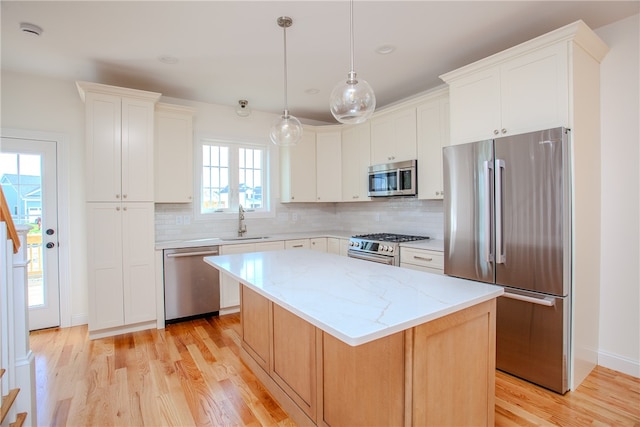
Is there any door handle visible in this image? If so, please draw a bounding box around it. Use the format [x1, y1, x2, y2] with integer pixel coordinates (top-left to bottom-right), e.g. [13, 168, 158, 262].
[495, 159, 505, 264]
[165, 251, 220, 258]
[46, 228, 55, 235]
[503, 291, 555, 306]
[483, 160, 493, 263]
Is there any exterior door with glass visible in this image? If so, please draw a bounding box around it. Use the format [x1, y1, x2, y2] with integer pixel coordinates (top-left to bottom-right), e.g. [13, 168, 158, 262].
[0, 137, 60, 330]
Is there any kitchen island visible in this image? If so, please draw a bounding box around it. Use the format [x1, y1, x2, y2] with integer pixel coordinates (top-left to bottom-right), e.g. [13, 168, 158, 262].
[204, 249, 503, 426]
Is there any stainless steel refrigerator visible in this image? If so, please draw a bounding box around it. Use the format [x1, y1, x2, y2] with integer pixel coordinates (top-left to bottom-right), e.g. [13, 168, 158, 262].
[443, 127, 571, 394]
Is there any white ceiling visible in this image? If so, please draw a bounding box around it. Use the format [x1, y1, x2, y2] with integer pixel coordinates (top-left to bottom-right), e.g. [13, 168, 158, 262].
[2, 1, 638, 124]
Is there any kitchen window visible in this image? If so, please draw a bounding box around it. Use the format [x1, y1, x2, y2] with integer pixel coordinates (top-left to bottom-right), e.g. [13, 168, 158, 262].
[198, 137, 268, 215]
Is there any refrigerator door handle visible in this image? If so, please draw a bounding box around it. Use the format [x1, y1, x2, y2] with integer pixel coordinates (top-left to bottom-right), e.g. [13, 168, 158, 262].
[495, 159, 506, 264]
[484, 160, 493, 262]
[503, 291, 555, 307]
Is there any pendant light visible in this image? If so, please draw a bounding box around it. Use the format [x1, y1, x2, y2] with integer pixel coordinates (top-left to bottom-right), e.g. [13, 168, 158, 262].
[270, 16, 303, 146]
[329, 0, 376, 124]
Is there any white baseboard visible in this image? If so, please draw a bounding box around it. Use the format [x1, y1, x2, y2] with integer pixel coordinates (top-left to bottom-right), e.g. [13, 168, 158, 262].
[220, 306, 240, 315]
[599, 350, 640, 378]
[71, 313, 88, 327]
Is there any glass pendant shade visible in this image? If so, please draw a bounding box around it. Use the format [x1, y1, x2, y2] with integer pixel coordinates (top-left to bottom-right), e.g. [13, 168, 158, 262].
[269, 111, 303, 146]
[329, 71, 376, 124]
[271, 16, 303, 146]
[329, 0, 376, 124]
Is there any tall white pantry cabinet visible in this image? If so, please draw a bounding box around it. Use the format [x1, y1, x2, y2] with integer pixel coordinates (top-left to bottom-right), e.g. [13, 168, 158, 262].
[77, 81, 162, 339]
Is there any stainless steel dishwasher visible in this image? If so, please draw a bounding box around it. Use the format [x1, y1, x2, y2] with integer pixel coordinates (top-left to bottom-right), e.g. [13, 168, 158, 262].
[163, 246, 220, 322]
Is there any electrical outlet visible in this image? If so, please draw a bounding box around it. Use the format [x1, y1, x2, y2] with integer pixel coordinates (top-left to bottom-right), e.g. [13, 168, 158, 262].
[175, 216, 183, 225]
[292, 213, 298, 221]
[183, 215, 191, 225]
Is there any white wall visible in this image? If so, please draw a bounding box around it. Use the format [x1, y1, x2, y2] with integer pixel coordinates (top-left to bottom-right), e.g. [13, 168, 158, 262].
[595, 14, 640, 378]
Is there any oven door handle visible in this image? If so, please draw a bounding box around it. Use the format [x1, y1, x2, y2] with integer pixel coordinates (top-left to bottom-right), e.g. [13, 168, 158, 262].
[348, 250, 395, 265]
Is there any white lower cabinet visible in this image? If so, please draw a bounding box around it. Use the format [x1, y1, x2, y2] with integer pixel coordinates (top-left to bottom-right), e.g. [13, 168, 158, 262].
[87, 202, 156, 336]
[400, 247, 444, 275]
[328, 237, 350, 256]
[219, 241, 285, 313]
[310, 237, 327, 252]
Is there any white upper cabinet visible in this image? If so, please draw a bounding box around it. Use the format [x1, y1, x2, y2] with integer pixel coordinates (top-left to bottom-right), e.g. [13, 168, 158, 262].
[316, 128, 342, 202]
[441, 21, 610, 145]
[370, 106, 417, 164]
[341, 122, 371, 202]
[78, 82, 161, 202]
[416, 88, 449, 200]
[154, 103, 196, 203]
[280, 127, 317, 203]
[445, 43, 569, 144]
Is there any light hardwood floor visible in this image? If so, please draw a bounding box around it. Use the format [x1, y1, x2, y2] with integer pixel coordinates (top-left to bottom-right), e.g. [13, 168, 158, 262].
[30, 314, 640, 426]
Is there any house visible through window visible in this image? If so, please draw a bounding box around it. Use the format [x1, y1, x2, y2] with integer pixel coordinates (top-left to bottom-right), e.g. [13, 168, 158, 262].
[200, 139, 266, 214]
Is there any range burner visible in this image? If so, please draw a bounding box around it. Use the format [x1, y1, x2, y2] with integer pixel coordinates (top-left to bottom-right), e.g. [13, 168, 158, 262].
[353, 233, 430, 243]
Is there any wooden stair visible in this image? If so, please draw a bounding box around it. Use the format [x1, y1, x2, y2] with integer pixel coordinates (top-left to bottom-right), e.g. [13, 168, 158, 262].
[1, 369, 27, 427]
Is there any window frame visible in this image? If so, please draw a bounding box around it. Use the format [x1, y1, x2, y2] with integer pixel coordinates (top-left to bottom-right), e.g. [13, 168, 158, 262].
[195, 135, 273, 221]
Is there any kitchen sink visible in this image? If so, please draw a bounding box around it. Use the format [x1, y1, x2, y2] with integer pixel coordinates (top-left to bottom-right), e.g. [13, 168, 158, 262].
[221, 236, 270, 241]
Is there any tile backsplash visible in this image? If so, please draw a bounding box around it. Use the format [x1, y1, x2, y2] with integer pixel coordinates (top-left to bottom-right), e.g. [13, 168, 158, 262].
[155, 198, 444, 242]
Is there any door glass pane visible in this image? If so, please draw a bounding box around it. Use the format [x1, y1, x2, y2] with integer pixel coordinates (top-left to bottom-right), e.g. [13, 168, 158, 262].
[0, 151, 44, 307]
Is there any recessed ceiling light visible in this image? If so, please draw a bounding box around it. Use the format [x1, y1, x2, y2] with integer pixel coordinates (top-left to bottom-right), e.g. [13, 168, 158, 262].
[375, 44, 396, 55]
[158, 55, 179, 65]
[305, 88, 320, 95]
[20, 22, 43, 36]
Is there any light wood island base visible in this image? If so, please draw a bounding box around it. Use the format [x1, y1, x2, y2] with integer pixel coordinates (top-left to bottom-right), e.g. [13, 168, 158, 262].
[240, 284, 497, 427]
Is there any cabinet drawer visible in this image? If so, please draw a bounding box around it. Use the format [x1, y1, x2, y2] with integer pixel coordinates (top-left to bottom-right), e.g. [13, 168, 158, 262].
[285, 239, 310, 250]
[400, 247, 444, 270]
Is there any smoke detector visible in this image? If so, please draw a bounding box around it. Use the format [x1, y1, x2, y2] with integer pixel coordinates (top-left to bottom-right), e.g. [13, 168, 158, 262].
[20, 22, 43, 36]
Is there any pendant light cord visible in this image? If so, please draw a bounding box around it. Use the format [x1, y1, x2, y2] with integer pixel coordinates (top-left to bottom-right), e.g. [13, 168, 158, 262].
[283, 22, 290, 115]
[349, 0, 354, 74]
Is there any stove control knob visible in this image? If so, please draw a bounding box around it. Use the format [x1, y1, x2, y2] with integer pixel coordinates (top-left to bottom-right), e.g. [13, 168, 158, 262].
[381, 245, 388, 252]
[388, 247, 394, 253]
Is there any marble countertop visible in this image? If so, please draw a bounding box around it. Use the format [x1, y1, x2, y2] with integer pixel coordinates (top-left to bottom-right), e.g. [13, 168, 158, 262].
[156, 231, 444, 251]
[204, 249, 502, 346]
[155, 230, 352, 250]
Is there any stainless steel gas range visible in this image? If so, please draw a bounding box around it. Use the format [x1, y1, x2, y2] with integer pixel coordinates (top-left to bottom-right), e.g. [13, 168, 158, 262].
[348, 233, 430, 266]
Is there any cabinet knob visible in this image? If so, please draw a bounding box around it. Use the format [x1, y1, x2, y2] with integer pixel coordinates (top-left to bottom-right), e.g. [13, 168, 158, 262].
[123, 194, 128, 199]
[116, 206, 121, 211]
[493, 129, 499, 135]
[116, 194, 120, 199]
[501, 128, 507, 134]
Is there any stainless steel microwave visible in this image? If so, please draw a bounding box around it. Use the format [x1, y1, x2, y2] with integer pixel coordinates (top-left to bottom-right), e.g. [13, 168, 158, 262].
[368, 160, 417, 197]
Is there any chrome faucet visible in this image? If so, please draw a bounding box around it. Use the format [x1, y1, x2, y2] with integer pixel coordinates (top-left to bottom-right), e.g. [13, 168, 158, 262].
[238, 204, 247, 237]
